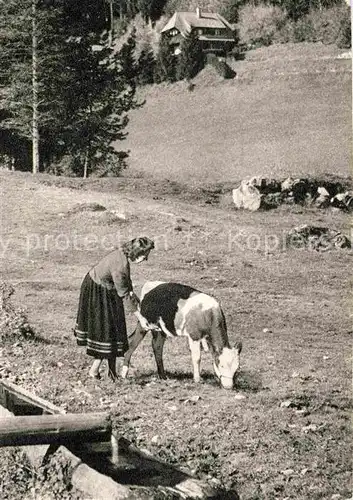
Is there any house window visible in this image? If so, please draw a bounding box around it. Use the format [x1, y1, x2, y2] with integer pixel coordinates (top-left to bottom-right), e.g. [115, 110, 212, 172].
[197, 28, 203, 35]
[214, 29, 222, 35]
[170, 29, 178, 36]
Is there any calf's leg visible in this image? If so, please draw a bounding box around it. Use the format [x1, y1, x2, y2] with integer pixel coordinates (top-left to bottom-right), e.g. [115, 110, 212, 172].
[188, 337, 202, 383]
[201, 337, 209, 352]
[121, 322, 148, 378]
[151, 331, 167, 379]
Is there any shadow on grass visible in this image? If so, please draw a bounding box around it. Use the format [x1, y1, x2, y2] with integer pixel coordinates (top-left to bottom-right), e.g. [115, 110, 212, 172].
[1, 333, 53, 345]
[235, 369, 263, 393]
[128, 368, 263, 392]
[29, 335, 52, 345]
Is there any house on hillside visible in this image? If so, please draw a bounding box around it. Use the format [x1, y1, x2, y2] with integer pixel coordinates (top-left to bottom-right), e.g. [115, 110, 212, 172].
[161, 8, 237, 57]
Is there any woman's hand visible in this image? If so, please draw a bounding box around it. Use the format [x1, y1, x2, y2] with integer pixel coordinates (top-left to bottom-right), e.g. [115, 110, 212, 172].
[123, 291, 140, 313]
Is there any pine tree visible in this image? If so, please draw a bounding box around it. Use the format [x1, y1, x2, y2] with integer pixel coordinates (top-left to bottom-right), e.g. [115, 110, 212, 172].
[57, 34, 139, 178]
[118, 28, 138, 89]
[0, 0, 140, 177]
[176, 30, 205, 81]
[0, 0, 65, 173]
[155, 35, 176, 83]
[136, 0, 166, 25]
[137, 44, 156, 85]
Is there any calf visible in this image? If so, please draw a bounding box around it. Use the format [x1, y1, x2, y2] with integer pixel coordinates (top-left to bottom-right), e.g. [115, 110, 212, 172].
[122, 281, 242, 389]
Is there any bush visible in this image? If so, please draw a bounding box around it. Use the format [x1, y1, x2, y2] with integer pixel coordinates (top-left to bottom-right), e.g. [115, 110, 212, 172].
[206, 53, 236, 78]
[238, 4, 288, 47]
[0, 448, 82, 500]
[336, 5, 352, 49]
[277, 4, 351, 46]
[280, 0, 311, 21]
[238, 2, 351, 48]
[291, 15, 315, 42]
[0, 449, 33, 500]
[0, 282, 36, 342]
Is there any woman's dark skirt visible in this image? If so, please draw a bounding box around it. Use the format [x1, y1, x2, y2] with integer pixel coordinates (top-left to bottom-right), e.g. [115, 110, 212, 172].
[74, 273, 128, 358]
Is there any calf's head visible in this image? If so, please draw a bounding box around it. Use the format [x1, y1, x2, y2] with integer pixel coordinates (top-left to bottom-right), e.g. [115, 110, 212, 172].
[213, 340, 242, 390]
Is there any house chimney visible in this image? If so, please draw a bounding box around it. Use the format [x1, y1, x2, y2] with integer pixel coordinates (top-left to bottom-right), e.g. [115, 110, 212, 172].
[196, 7, 202, 18]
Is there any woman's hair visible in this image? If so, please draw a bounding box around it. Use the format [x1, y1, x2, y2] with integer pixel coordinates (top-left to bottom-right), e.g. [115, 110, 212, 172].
[122, 236, 155, 261]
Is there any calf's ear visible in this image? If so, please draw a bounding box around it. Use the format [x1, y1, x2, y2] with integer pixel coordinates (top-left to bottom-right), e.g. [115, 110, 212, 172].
[234, 339, 242, 354]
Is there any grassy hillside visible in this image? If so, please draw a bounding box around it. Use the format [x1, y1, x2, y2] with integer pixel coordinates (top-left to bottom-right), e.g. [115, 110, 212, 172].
[1, 164, 351, 499]
[122, 43, 351, 186]
[0, 43, 352, 500]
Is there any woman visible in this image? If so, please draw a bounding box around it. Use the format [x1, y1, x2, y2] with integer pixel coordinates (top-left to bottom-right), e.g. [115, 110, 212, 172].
[74, 236, 154, 380]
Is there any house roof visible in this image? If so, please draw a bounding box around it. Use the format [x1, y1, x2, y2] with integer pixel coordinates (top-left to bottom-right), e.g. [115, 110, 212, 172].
[161, 11, 234, 35]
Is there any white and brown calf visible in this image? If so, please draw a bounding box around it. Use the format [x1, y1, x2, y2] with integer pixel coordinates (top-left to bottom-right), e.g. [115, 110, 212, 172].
[122, 281, 242, 389]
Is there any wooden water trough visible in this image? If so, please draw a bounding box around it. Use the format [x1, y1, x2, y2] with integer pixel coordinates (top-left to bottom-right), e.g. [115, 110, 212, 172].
[0, 379, 239, 499]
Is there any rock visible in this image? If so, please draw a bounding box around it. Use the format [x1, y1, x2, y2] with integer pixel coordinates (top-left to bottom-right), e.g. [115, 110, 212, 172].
[286, 224, 312, 248]
[234, 176, 351, 211]
[109, 210, 126, 220]
[302, 424, 318, 433]
[286, 225, 351, 251]
[317, 187, 330, 197]
[232, 184, 262, 211]
[281, 469, 295, 476]
[290, 179, 310, 204]
[247, 176, 281, 194]
[321, 180, 344, 197]
[234, 394, 246, 400]
[327, 229, 351, 249]
[232, 187, 244, 209]
[281, 177, 295, 192]
[314, 187, 331, 208]
[331, 191, 353, 211]
[263, 192, 284, 207]
[280, 400, 293, 408]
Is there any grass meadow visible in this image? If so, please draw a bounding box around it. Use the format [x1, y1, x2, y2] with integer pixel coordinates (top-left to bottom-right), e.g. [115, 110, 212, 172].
[0, 42, 352, 499]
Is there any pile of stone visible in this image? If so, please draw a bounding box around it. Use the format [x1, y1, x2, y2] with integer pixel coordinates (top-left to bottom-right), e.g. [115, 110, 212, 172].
[232, 176, 353, 212]
[286, 225, 351, 251]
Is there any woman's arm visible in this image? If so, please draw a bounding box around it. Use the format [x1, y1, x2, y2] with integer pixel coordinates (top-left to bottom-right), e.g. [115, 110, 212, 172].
[110, 257, 138, 313]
